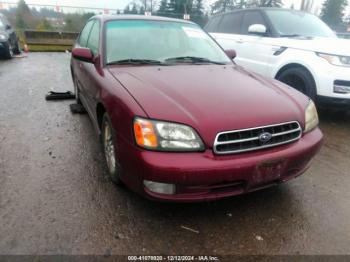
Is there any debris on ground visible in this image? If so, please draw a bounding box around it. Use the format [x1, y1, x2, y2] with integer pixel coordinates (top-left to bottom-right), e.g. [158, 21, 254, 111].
[70, 103, 87, 114]
[181, 225, 200, 234]
[255, 235, 264, 241]
[45, 91, 75, 101]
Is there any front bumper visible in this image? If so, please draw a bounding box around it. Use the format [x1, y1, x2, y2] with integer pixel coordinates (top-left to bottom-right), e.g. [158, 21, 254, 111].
[317, 95, 350, 109]
[315, 59, 350, 103]
[120, 128, 323, 202]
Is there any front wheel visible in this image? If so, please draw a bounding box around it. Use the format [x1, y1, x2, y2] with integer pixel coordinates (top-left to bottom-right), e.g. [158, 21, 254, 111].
[277, 67, 317, 101]
[73, 78, 83, 105]
[101, 113, 122, 184]
[3, 41, 13, 59]
[13, 40, 21, 55]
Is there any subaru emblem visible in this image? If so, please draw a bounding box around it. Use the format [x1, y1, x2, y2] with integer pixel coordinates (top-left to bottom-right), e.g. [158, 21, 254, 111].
[259, 132, 272, 143]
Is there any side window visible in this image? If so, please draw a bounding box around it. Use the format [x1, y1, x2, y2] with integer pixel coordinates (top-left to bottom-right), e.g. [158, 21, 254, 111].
[87, 21, 100, 55]
[205, 16, 221, 32]
[217, 12, 243, 34]
[78, 20, 94, 47]
[241, 11, 268, 35]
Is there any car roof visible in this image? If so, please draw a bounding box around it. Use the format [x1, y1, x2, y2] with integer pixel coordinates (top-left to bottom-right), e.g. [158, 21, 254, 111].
[211, 8, 309, 18]
[91, 14, 196, 25]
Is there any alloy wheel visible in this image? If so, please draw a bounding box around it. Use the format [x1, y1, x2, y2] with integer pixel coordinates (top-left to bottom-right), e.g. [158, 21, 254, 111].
[103, 122, 116, 175]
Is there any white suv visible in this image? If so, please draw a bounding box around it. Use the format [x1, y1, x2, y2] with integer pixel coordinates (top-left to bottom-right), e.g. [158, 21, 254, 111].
[206, 8, 350, 107]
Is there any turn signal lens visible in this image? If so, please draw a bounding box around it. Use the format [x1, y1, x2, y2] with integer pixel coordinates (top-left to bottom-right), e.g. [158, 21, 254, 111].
[134, 118, 158, 148]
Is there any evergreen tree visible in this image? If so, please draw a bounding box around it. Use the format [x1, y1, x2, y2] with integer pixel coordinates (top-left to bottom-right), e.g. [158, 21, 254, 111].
[191, 0, 205, 25]
[130, 4, 139, 14]
[247, 0, 282, 8]
[139, 6, 145, 14]
[320, 0, 348, 26]
[16, 0, 37, 29]
[124, 5, 131, 14]
[257, 0, 282, 7]
[211, 0, 236, 14]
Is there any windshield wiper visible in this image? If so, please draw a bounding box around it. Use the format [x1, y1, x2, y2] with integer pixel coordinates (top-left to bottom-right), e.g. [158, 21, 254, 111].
[164, 56, 227, 65]
[107, 59, 165, 65]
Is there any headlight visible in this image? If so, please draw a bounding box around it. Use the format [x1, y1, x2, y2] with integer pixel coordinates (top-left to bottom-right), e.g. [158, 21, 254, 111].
[304, 100, 319, 133]
[317, 52, 350, 67]
[133, 117, 204, 151]
[0, 34, 6, 40]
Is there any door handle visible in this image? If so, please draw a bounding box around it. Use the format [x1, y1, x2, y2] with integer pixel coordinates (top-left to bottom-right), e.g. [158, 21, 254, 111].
[79, 62, 83, 69]
[236, 39, 244, 44]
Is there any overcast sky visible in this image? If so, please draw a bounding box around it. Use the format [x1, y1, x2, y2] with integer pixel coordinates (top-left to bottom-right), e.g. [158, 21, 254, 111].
[2, 0, 349, 15]
[2, 0, 323, 10]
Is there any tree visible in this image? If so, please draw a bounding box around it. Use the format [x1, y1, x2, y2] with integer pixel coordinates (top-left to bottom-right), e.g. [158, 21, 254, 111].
[300, 0, 314, 11]
[247, 0, 282, 7]
[156, 0, 208, 25]
[130, 4, 139, 14]
[139, 6, 145, 14]
[211, 0, 282, 14]
[157, 0, 168, 16]
[191, 0, 205, 25]
[124, 5, 131, 14]
[211, 0, 236, 15]
[16, 0, 37, 30]
[63, 12, 94, 32]
[320, 0, 348, 26]
[255, 0, 282, 7]
[36, 18, 53, 31]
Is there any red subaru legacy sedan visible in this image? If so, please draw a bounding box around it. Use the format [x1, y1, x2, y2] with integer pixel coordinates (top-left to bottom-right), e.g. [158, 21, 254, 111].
[70, 15, 323, 202]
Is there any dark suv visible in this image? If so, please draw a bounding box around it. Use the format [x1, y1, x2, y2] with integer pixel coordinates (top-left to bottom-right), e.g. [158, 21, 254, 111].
[0, 14, 20, 59]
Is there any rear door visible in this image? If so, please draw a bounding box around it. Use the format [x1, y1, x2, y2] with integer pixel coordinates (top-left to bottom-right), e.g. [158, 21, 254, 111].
[73, 19, 94, 108]
[83, 20, 101, 114]
[209, 12, 244, 57]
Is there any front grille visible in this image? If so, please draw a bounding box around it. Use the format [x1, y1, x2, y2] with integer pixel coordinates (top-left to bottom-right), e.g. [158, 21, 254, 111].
[214, 121, 302, 155]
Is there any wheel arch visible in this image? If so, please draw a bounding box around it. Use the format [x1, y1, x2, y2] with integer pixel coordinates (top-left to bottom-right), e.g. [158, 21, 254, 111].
[275, 63, 313, 80]
[274, 62, 318, 99]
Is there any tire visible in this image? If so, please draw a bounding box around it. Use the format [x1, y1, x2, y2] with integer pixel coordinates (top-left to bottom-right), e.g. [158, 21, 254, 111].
[73, 77, 83, 105]
[277, 67, 317, 101]
[101, 113, 122, 184]
[13, 40, 20, 55]
[3, 41, 13, 59]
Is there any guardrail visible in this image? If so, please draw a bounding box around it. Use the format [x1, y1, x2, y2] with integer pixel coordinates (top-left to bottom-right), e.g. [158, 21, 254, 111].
[23, 30, 79, 51]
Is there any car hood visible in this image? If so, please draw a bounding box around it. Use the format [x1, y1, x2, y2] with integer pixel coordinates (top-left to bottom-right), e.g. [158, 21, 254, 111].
[274, 36, 350, 56]
[108, 65, 308, 146]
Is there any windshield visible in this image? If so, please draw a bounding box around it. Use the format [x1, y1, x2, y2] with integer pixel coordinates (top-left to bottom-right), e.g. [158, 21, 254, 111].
[105, 20, 231, 65]
[265, 10, 336, 38]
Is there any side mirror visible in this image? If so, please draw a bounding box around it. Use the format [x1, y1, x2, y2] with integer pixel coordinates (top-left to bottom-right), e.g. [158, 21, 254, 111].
[5, 24, 11, 30]
[225, 49, 236, 60]
[72, 47, 94, 63]
[248, 24, 267, 35]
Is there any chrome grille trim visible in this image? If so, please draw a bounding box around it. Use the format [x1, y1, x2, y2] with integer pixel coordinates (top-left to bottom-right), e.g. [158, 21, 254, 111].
[213, 121, 302, 155]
